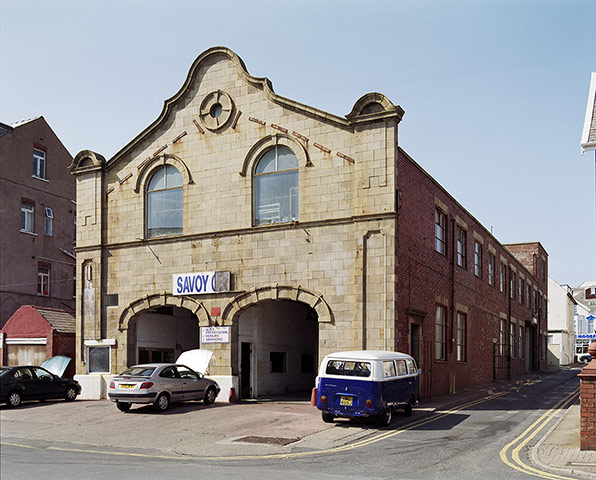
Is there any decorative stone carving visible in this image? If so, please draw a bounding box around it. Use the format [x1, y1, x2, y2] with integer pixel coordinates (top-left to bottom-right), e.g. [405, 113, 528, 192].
[199, 90, 235, 131]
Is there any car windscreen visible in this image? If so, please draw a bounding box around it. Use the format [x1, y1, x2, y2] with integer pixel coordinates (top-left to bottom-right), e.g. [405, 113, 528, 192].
[325, 360, 371, 377]
[120, 366, 156, 377]
[0, 367, 11, 377]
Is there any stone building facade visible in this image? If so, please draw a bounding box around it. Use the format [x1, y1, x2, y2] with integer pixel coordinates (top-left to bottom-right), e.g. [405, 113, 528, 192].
[70, 47, 548, 400]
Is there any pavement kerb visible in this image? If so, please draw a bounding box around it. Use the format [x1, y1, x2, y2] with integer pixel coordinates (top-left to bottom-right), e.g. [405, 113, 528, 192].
[529, 404, 594, 480]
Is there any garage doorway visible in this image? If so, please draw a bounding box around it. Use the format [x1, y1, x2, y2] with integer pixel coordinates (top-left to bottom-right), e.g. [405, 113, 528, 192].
[237, 299, 318, 399]
[133, 306, 199, 365]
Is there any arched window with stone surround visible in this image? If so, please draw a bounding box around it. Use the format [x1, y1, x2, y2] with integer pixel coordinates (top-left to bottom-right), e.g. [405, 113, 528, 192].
[253, 145, 299, 225]
[146, 165, 183, 238]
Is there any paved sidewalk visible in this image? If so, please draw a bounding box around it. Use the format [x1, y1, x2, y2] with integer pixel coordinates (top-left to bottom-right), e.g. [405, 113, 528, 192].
[531, 403, 596, 479]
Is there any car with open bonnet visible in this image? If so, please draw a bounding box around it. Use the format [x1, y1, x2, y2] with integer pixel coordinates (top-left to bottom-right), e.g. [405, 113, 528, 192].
[108, 350, 220, 412]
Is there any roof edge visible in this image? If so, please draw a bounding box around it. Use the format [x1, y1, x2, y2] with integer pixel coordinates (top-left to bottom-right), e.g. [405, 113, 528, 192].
[580, 72, 596, 153]
[102, 47, 398, 170]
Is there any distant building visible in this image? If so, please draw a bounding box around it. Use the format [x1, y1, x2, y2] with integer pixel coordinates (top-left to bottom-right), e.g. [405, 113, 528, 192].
[581, 72, 596, 155]
[70, 47, 549, 400]
[574, 281, 596, 356]
[0, 117, 76, 330]
[547, 278, 576, 365]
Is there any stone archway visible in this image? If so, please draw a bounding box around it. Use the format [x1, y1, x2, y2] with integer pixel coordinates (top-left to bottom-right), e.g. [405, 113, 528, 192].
[220, 284, 334, 326]
[118, 292, 210, 332]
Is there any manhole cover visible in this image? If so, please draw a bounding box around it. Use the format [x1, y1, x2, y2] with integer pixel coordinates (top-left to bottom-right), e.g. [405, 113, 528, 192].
[233, 436, 300, 446]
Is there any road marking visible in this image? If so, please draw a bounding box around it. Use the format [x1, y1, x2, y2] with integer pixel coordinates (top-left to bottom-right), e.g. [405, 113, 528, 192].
[499, 387, 580, 480]
[0, 389, 513, 461]
[1, 379, 562, 464]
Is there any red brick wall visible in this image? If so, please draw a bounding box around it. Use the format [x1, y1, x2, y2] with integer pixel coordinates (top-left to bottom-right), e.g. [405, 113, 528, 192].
[580, 374, 596, 450]
[396, 148, 548, 397]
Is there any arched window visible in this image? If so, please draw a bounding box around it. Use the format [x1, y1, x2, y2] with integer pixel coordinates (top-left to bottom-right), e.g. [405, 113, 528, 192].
[253, 145, 298, 225]
[146, 165, 183, 238]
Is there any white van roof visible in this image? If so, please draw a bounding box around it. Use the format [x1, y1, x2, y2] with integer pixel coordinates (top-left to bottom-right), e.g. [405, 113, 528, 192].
[323, 350, 413, 361]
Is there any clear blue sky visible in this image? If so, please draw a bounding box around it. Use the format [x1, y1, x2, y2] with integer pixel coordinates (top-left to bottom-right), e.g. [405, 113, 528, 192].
[1, 0, 595, 287]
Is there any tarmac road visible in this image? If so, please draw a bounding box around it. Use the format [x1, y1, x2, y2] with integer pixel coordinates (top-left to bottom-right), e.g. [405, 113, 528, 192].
[1, 367, 594, 479]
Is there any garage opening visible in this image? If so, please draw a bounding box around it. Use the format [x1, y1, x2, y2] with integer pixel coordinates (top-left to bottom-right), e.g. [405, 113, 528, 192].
[134, 306, 199, 365]
[237, 299, 318, 399]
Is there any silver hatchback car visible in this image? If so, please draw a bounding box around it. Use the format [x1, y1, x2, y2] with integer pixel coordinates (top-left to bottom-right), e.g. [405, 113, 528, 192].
[108, 363, 220, 412]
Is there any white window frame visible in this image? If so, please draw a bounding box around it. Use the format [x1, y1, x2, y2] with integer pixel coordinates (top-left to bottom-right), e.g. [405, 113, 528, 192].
[38, 266, 50, 296]
[44, 207, 53, 236]
[21, 203, 34, 233]
[33, 148, 46, 179]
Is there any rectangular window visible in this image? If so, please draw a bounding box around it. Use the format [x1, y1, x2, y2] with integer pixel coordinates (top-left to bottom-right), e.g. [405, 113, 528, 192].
[519, 326, 524, 358]
[38, 267, 50, 296]
[519, 278, 524, 304]
[44, 207, 53, 236]
[21, 203, 34, 233]
[500, 318, 507, 356]
[33, 148, 46, 179]
[456, 312, 467, 362]
[270, 352, 287, 373]
[435, 209, 447, 255]
[474, 241, 482, 278]
[526, 282, 531, 309]
[456, 227, 467, 268]
[500, 264, 507, 293]
[87, 346, 110, 373]
[435, 305, 447, 361]
[510, 271, 516, 299]
[488, 253, 495, 286]
[510, 323, 516, 358]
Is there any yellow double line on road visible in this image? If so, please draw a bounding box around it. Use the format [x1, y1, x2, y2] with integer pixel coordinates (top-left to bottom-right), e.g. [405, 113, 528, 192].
[2, 388, 516, 462]
[499, 387, 580, 479]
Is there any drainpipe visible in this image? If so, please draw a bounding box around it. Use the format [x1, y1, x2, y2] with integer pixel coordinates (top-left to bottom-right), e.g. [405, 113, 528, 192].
[450, 216, 456, 355]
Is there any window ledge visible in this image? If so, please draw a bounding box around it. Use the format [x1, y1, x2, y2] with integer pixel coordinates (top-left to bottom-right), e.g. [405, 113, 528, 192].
[32, 175, 49, 183]
[19, 230, 38, 236]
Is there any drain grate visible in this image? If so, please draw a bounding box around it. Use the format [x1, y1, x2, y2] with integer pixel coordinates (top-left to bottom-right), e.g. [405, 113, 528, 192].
[232, 436, 300, 446]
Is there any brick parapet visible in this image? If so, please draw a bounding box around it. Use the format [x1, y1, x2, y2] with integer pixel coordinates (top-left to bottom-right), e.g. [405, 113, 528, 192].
[578, 341, 596, 451]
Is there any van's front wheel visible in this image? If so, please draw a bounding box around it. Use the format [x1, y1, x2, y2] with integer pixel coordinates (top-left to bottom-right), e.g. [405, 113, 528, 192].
[377, 407, 392, 426]
[322, 411, 335, 423]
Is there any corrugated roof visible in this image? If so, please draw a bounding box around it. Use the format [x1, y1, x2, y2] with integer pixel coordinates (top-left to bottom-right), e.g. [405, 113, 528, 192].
[33, 306, 76, 334]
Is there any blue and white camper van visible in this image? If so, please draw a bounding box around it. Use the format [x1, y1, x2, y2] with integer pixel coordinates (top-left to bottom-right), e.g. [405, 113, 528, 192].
[315, 350, 420, 425]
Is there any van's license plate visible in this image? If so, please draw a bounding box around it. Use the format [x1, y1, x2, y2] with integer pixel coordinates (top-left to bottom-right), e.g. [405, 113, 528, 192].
[340, 396, 353, 406]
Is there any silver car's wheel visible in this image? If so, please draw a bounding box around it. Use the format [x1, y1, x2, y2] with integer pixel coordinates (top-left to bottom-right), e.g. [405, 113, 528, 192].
[7, 390, 22, 408]
[153, 393, 170, 412]
[64, 386, 78, 402]
[116, 401, 131, 412]
[204, 387, 216, 405]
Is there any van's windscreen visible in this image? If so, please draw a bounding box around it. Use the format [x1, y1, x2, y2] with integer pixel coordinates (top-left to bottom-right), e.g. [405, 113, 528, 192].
[325, 360, 371, 377]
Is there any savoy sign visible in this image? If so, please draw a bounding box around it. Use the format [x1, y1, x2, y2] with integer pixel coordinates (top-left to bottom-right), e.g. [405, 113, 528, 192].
[173, 271, 230, 295]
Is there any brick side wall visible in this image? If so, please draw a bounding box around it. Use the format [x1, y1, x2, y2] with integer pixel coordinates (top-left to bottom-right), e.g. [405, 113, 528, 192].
[396, 148, 548, 396]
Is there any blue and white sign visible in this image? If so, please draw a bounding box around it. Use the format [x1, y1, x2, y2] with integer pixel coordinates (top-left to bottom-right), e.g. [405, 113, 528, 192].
[201, 326, 231, 344]
[173, 272, 216, 295]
